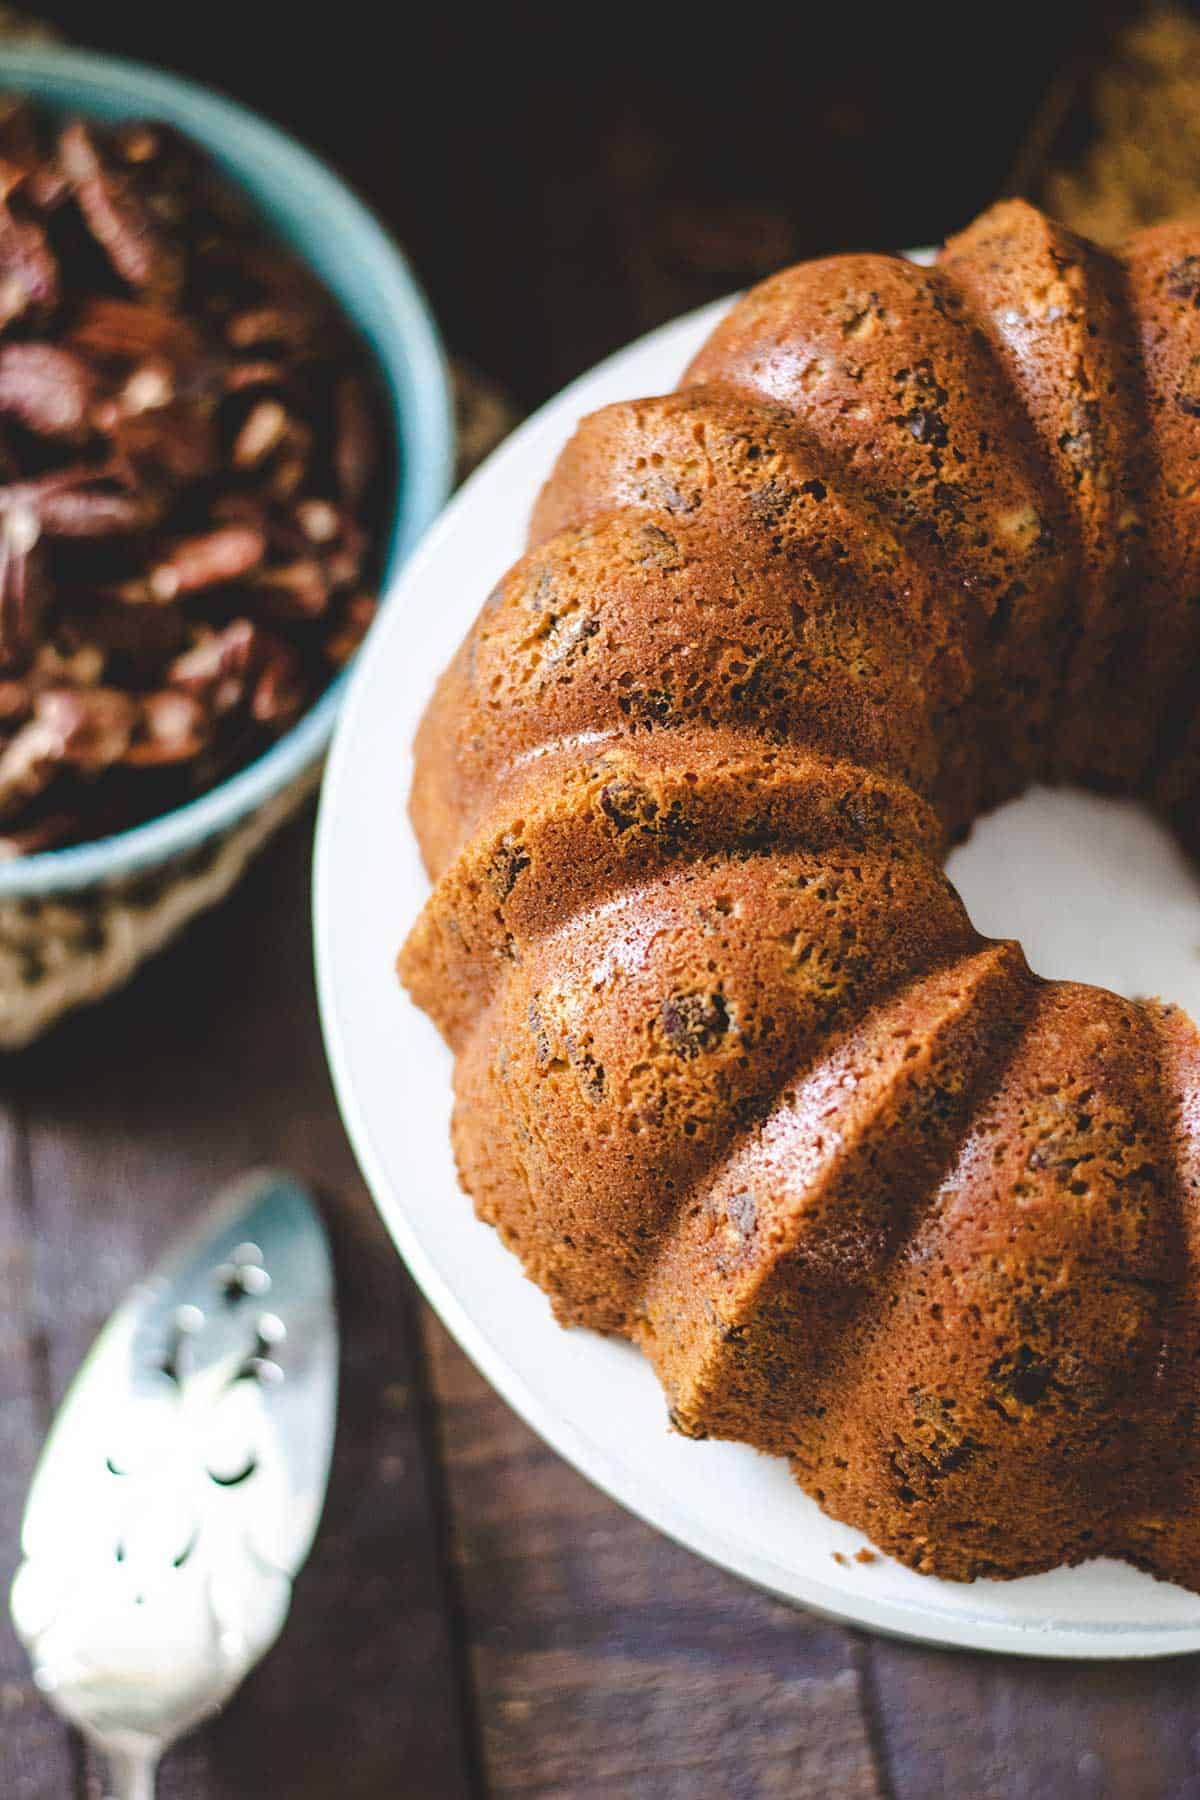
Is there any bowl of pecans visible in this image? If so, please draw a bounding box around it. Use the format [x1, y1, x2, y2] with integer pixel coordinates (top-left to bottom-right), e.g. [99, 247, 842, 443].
[0, 46, 452, 1038]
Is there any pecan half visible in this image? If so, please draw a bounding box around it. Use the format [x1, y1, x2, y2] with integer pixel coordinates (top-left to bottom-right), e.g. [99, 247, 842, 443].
[251, 558, 329, 621]
[0, 342, 95, 440]
[334, 374, 377, 509]
[0, 684, 135, 819]
[0, 465, 157, 538]
[0, 200, 58, 328]
[148, 524, 267, 600]
[69, 295, 202, 365]
[325, 593, 378, 667]
[59, 121, 184, 301]
[232, 397, 289, 468]
[251, 636, 305, 725]
[126, 688, 208, 765]
[0, 502, 45, 668]
[168, 619, 260, 712]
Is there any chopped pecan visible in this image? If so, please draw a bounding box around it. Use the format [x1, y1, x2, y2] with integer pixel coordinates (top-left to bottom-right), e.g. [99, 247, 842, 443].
[224, 358, 286, 395]
[91, 360, 175, 431]
[70, 295, 202, 365]
[111, 401, 218, 487]
[251, 558, 329, 621]
[0, 342, 95, 440]
[264, 421, 312, 501]
[112, 123, 162, 167]
[323, 524, 367, 590]
[0, 201, 59, 328]
[0, 684, 135, 819]
[325, 593, 378, 667]
[0, 101, 47, 203]
[0, 811, 78, 858]
[148, 523, 267, 600]
[335, 374, 376, 509]
[32, 639, 105, 688]
[40, 483, 154, 538]
[67, 596, 184, 671]
[59, 121, 184, 301]
[295, 498, 340, 545]
[122, 361, 174, 412]
[226, 304, 315, 352]
[0, 709, 57, 819]
[126, 688, 208, 765]
[251, 636, 305, 725]
[232, 397, 288, 468]
[168, 619, 260, 713]
[0, 677, 29, 724]
[0, 465, 157, 538]
[40, 685, 138, 770]
[0, 157, 27, 205]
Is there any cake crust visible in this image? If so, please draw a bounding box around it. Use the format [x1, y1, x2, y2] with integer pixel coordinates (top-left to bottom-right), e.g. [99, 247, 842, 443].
[398, 202, 1200, 1588]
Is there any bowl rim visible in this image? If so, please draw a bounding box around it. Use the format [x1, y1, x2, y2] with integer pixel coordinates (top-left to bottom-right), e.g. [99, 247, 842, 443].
[0, 42, 454, 899]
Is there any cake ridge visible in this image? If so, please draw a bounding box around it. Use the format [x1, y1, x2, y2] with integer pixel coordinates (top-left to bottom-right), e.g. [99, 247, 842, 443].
[937, 198, 1153, 790]
[828, 977, 1178, 1580]
[1116, 1002, 1200, 1589]
[458, 924, 996, 1347]
[1123, 225, 1200, 817]
[400, 729, 949, 1050]
[447, 845, 979, 1336]
[684, 245, 1082, 811]
[525, 381, 987, 834]
[635, 940, 1037, 1455]
[412, 499, 954, 871]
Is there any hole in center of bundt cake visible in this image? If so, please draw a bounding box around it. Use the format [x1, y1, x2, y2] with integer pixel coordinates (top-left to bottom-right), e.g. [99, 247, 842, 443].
[946, 785, 1200, 1013]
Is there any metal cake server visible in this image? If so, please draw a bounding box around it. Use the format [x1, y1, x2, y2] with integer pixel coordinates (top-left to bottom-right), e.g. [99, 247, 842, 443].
[9, 1170, 338, 1800]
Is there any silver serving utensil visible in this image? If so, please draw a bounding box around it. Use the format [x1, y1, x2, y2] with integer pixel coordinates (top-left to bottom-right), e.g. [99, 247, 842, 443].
[9, 1170, 337, 1800]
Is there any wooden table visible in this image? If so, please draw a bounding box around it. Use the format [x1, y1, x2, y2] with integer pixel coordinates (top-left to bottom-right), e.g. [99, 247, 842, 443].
[7, 6, 1200, 1794]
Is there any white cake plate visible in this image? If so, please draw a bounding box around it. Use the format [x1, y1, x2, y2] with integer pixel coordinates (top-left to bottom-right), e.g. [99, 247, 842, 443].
[314, 293, 1200, 1658]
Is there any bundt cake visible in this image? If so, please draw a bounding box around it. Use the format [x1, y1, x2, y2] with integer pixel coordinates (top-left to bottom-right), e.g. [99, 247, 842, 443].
[399, 199, 1200, 1587]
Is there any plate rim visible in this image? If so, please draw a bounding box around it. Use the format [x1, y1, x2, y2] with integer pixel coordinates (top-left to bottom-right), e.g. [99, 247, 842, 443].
[314, 294, 1200, 1660]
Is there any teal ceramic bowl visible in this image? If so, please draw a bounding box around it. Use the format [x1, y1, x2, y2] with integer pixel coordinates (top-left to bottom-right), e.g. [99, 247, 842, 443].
[0, 45, 454, 900]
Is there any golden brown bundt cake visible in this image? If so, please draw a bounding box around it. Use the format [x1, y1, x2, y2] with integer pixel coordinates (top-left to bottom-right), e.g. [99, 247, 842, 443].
[399, 198, 1200, 1586]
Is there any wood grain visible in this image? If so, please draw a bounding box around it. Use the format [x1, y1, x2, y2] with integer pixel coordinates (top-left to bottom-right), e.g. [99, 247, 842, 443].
[6, 819, 475, 1800]
[867, 1635, 1200, 1800]
[0, 1104, 80, 1799]
[422, 1313, 887, 1800]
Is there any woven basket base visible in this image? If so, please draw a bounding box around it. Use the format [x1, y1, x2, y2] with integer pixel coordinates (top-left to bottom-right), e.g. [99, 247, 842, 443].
[0, 767, 319, 1049]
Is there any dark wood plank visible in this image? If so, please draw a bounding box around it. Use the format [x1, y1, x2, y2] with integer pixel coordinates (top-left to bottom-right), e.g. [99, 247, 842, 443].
[6, 815, 475, 1800]
[866, 1635, 1200, 1800]
[423, 1312, 887, 1800]
[0, 1104, 80, 1800]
